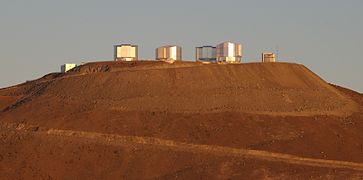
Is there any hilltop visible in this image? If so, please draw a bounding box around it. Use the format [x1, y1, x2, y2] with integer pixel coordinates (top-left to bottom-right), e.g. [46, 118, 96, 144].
[0, 61, 362, 179]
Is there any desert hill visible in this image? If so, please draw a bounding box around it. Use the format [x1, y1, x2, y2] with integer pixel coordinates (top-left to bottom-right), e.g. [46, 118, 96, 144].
[0, 61, 358, 116]
[0, 61, 363, 179]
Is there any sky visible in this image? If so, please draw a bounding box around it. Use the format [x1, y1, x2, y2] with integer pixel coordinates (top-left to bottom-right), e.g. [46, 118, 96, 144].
[0, 0, 362, 92]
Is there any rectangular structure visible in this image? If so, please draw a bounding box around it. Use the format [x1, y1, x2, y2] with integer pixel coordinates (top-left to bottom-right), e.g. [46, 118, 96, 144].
[262, 53, 276, 62]
[156, 45, 182, 61]
[61, 64, 77, 73]
[196, 46, 216, 63]
[216, 42, 242, 64]
[114, 44, 138, 61]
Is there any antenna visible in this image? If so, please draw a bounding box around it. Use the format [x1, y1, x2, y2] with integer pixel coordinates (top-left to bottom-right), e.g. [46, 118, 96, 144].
[275, 45, 279, 61]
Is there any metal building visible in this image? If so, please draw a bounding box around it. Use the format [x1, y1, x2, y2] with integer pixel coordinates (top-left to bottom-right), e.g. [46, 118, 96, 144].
[262, 53, 276, 63]
[155, 45, 182, 61]
[196, 46, 216, 63]
[61, 64, 77, 73]
[216, 42, 242, 64]
[114, 44, 138, 61]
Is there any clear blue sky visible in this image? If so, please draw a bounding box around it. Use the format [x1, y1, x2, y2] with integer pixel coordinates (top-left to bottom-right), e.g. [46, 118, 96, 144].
[1, 0, 362, 92]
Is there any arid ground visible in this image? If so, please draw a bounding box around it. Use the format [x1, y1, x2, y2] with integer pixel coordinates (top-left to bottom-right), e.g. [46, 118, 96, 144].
[0, 61, 362, 179]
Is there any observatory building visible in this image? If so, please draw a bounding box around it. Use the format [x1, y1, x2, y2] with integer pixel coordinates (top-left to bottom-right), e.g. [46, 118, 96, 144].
[61, 64, 77, 73]
[216, 42, 242, 64]
[114, 44, 138, 61]
[156, 45, 182, 61]
[262, 53, 276, 62]
[196, 46, 216, 63]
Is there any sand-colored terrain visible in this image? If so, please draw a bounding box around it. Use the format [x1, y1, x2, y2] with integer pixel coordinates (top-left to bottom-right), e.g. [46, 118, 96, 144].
[0, 61, 362, 179]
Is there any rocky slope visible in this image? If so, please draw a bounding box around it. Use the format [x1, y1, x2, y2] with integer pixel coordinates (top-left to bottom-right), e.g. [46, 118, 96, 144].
[0, 61, 362, 179]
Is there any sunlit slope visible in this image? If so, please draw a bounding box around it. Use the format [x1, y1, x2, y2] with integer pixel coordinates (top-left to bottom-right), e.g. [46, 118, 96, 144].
[1, 61, 363, 179]
[0, 61, 358, 118]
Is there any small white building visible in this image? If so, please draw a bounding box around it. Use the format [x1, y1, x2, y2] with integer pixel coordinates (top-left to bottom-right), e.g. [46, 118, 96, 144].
[216, 42, 242, 64]
[155, 45, 182, 62]
[61, 64, 77, 73]
[262, 53, 276, 63]
[114, 44, 138, 61]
